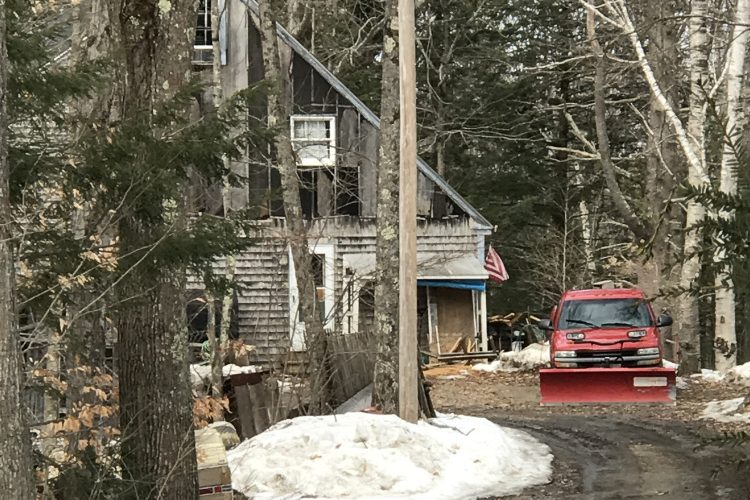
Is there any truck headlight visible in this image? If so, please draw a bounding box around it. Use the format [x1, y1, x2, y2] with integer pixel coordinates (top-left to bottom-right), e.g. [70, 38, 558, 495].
[566, 332, 585, 340]
[556, 351, 577, 358]
[636, 347, 659, 355]
[628, 330, 647, 339]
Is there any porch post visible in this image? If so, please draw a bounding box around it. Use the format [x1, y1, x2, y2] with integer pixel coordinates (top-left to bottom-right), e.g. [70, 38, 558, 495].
[480, 290, 488, 351]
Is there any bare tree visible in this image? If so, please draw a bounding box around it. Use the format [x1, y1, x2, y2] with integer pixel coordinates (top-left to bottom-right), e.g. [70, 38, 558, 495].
[257, 0, 329, 413]
[372, 0, 400, 413]
[0, 0, 34, 495]
[714, 0, 750, 371]
[583, 0, 713, 373]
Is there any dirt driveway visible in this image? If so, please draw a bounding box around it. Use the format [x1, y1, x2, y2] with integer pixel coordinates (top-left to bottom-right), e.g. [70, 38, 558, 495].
[426, 366, 750, 499]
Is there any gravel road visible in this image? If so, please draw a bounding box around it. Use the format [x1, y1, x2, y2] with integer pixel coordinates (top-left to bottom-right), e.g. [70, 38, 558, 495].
[426, 366, 750, 499]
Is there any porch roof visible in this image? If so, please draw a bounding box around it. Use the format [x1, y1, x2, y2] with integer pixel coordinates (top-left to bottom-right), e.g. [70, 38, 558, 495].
[343, 253, 489, 281]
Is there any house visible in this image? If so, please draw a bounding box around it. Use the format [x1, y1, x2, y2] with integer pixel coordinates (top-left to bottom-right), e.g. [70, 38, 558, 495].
[189, 0, 494, 364]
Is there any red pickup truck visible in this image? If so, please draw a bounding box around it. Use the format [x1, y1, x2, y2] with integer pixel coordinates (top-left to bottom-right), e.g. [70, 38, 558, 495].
[539, 288, 673, 369]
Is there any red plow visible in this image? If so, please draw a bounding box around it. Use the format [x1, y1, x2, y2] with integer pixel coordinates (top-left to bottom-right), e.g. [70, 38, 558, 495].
[539, 367, 677, 405]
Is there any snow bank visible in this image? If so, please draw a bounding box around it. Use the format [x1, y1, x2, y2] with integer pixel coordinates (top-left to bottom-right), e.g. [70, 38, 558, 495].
[228, 413, 552, 499]
[701, 398, 750, 424]
[473, 343, 550, 373]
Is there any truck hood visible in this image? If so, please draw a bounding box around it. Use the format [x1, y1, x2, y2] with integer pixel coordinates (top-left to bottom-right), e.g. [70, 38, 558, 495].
[556, 326, 658, 348]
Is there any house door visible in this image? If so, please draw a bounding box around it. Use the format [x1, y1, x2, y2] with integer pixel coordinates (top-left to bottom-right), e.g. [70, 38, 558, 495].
[289, 244, 335, 351]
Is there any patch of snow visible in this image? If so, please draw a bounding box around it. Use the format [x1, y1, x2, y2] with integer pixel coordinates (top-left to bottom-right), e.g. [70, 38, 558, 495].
[726, 362, 750, 386]
[473, 343, 550, 373]
[221, 364, 263, 377]
[191, 363, 264, 392]
[227, 413, 553, 500]
[335, 384, 373, 414]
[676, 377, 689, 390]
[438, 374, 467, 380]
[690, 369, 725, 383]
[662, 359, 679, 370]
[701, 398, 750, 423]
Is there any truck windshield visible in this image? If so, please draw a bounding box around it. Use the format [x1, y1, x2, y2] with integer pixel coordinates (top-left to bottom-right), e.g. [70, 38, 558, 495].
[558, 299, 652, 329]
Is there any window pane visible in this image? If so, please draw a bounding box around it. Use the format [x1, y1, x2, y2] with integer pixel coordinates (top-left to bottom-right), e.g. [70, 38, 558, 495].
[306, 121, 328, 140]
[195, 0, 212, 46]
[293, 120, 307, 139]
[296, 143, 329, 162]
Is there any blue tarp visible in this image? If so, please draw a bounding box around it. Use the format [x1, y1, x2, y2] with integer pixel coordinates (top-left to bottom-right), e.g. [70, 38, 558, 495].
[417, 279, 486, 292]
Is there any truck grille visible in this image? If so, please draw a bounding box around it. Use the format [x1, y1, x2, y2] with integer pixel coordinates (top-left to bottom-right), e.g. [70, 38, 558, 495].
[578, 349, 639, 358]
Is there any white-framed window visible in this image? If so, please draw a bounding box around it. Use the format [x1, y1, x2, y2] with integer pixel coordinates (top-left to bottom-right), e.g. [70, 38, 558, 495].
[195, 0, 212, 49]
[290, 115, 336, 167]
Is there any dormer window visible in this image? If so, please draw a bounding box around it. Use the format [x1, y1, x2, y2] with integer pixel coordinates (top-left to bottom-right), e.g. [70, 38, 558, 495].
[195, 0, 212, 48]
[290, 115, 336, 167]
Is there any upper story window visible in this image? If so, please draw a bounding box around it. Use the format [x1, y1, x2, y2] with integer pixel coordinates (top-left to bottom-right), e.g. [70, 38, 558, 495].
[195, 0, 212, 48]
[290, 115, 336, 167]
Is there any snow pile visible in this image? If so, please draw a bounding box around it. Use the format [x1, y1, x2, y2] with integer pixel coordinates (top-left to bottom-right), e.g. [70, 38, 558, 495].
[726, 362, 750, 386]
[473, 343, 550, 373]
[228, 413, 552, 499]
[701, 398, 750, 424]
[690, 369, 725, 383]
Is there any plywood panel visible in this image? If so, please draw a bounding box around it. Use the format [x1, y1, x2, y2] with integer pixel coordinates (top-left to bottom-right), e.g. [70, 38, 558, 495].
[434, 287, 475, 352]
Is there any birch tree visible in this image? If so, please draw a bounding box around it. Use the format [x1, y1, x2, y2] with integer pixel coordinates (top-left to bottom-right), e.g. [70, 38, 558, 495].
[714, 0, 750, 371]
[584, 0, 713, 373]
[677, 0, 711, 374]
[0, 0, 34, 495]
[372, 0, 400, 413]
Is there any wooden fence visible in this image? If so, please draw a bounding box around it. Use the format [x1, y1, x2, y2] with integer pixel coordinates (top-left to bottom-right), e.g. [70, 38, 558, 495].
[326, 331, 375, 406]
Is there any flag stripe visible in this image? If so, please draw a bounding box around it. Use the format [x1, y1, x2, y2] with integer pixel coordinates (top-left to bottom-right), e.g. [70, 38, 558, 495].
[485, 246, 509, 283]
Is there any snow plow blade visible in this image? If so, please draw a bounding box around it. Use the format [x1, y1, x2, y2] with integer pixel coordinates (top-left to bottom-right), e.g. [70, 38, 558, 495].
[539, 367, 676, 405]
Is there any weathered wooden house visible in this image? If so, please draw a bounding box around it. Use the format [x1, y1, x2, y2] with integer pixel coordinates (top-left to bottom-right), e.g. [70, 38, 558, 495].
[190, 0, 493, 364]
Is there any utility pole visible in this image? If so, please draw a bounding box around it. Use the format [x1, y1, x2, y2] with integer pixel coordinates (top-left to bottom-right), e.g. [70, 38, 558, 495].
[398, 0, 418, 422]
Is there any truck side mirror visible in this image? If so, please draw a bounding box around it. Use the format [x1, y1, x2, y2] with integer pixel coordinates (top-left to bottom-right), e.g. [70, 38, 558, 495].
[656, 314, 673, 327]
[537, 319, 553, 331]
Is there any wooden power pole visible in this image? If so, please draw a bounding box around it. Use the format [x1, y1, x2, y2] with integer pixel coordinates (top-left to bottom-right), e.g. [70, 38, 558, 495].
[398, 0, 418, 422]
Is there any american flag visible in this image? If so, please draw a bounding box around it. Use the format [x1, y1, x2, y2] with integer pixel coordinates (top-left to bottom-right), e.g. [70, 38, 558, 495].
[485, 245, 509, 283]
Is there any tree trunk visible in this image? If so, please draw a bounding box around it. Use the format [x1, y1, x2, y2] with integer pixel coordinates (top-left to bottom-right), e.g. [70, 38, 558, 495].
[372, 0, 400, 414]
[257, 0, 328, 413]
[0, 0, 35, 494]
[643, 0, 681, 361]
[114, 1, 199, 497]
[587, 8, 651, 242]
[677, 0, 710, 374]
[714, 0, 749, 371]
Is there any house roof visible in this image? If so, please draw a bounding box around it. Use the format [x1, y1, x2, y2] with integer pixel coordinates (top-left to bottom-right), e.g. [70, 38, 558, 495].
[239, 0, 492, 230]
